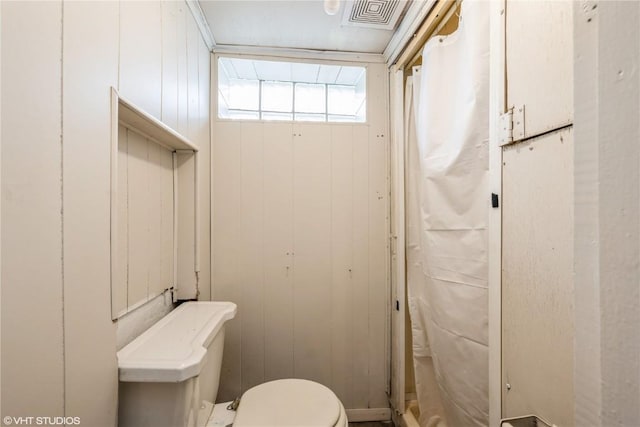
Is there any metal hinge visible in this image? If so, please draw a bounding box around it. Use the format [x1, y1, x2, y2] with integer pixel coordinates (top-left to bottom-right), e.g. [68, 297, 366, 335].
[499, 109, 513, 146]
[499, 105, 525, 146]
[513, 105, 525, 142]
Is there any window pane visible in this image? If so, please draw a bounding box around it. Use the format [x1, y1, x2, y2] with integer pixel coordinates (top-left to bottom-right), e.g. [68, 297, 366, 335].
[262, 81, 293, 112]
[295, 113, 325, 122]
[218, 91, 230, 118]
[355, 98, 366, 122]
[295, 83, 326, 114]
[218, 58, 366, 123]
[227, 79, 259, 111]
[328, 85, 357, 116]
[262, 111, 293, 121]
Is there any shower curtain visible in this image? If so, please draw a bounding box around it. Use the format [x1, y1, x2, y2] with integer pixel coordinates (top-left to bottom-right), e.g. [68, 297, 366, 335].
[406, 1, 490, 426]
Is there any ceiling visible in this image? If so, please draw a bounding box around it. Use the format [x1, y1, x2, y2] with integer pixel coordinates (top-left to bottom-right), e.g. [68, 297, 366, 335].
[199, 0, 411, 54]
[219, 57, 366, 84]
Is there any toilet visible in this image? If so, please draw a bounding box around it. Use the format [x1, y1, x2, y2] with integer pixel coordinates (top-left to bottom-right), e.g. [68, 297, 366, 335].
[117, 301, 348, 427]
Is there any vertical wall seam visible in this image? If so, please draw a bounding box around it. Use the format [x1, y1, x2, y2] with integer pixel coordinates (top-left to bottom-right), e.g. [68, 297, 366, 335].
[126, 129, 130, 309]
[350, 127, 356, 407]
[208, 54, 213, 302]
[145, 139, 150, 300]
[59, 0, 66, 417]
[0, 0, 2, 412]
[194, 24, 201, 289]
[160, 1, 164, 122]
[261, 124, 265, 383]
[185, 7, 190, 136]
[350, 125, 355, 406]
[367, 126, 372, 407]
[329, 126, 334, 390]
[385, 73, 392, 397]
[117, 1, 121, 91]
[238, 125, 243, 392]
[291, 126, 296, 377]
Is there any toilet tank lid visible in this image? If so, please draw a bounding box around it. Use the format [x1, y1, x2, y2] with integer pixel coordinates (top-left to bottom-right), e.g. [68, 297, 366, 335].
[117, 301, 237, 383]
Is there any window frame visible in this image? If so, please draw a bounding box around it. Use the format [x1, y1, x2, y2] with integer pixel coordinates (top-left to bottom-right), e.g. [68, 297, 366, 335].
[217, 57, 367, 124]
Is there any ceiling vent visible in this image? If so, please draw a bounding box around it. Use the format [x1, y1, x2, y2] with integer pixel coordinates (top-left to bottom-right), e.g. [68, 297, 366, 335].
[342, 0, 408, 30]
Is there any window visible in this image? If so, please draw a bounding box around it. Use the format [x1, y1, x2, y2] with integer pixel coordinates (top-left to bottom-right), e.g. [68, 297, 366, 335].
[218, 57, 366, 123]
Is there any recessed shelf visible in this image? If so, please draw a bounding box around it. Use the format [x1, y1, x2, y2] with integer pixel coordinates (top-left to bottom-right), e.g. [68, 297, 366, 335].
[115, 89, 198, 152]
[110, 87, 199, 320]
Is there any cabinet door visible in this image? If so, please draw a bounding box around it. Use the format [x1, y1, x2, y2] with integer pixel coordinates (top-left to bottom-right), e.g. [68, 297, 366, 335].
[501, 1, 575, 425]
[501, 129, 574, 427]
[506, 0, 573, 140]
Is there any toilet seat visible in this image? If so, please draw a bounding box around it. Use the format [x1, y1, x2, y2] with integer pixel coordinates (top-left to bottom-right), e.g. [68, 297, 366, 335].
[232, 379, 348, 427]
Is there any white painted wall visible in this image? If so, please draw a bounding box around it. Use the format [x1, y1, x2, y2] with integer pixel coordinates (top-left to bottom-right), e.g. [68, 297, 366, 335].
[1, 2, 65, 420]
[1, 2, 211, 425]
[574, 2, 640, 425]
[211, 58, 390, 419]
[114, 126, 175, 316]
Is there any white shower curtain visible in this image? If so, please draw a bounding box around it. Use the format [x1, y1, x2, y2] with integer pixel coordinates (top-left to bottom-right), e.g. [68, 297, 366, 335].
[406, 1, 490, 426]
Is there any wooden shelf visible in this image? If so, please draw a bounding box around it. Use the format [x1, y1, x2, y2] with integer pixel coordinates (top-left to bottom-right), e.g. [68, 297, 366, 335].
[116, 90, 198, 152]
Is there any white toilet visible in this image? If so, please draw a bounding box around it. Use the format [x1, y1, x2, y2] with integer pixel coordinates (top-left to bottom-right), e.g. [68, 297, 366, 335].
[117, 301, 348, 427]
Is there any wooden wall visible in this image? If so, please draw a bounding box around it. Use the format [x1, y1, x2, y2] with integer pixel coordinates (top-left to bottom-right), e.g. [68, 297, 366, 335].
[574, 2, 640, 425]
[212, 61, 390, 416]
[0, 2, 211, 425]
[1, 2, 65, 419]
[114, 126, 175, 316]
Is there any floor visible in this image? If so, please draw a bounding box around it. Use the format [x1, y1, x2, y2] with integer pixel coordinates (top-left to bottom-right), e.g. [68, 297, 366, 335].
[209, 402, 396, 427]
[349, 423, 395, 427]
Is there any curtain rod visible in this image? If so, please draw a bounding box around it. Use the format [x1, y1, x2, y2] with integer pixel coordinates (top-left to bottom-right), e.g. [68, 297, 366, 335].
[395, 0, 460, 71]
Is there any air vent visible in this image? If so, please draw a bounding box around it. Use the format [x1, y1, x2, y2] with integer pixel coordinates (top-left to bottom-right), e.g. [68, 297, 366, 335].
[342, 0, 408, 30]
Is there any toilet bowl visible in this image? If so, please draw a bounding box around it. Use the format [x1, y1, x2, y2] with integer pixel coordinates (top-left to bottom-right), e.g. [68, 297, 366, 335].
[117, 301, 348, 427]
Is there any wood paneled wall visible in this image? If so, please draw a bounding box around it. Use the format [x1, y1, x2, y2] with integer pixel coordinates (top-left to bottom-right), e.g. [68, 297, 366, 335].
[114, 126, 175, 316]
[1, 1, 65, 419]
[212, 62, 390, 413]
[1, 2, 211, 425]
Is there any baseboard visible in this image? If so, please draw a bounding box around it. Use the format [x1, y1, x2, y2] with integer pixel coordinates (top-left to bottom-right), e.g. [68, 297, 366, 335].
[346, 408, 392, 422]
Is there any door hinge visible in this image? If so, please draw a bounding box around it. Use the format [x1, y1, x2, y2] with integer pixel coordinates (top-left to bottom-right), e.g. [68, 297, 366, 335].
[513, 105, 525, 142]
[499, 105, 525, 147]
[499, 109, 513, 146]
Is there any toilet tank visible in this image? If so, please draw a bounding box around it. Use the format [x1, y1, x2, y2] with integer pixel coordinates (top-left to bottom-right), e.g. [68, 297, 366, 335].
[117, 301, 237, 427]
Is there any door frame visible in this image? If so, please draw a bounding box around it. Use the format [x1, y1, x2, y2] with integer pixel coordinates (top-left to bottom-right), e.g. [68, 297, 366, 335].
[488, 0, 506, 425]
[389, 66, 407, 418]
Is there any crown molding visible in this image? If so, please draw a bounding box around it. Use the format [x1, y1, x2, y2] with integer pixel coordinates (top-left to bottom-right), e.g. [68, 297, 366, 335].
[185, 0, 215, 51]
